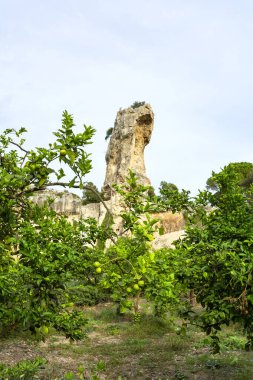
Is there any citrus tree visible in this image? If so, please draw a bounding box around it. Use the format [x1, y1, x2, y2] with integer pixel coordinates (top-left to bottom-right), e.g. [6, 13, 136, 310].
[206, 162, 253, 194]
[177, 165, 253, 351]
[0, 111, 109, 339]
[95, 172, 186, 316]
[0, 111, 95, 239]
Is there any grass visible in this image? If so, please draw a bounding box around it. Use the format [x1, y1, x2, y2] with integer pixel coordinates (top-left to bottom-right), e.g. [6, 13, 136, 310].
[1, 302, 253, 379]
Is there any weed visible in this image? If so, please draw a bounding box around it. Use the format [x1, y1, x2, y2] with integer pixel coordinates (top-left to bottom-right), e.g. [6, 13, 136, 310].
[121, 314, 175, 339]
[104, 324, 121, 336]
[93, 305, 127, 323]
[174, 369, 188, 379]
[220, 334, 246, 351]
[0, 357, 46, 380]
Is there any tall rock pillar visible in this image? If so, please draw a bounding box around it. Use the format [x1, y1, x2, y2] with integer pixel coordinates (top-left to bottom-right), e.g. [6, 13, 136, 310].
[102, 103, 154, 199]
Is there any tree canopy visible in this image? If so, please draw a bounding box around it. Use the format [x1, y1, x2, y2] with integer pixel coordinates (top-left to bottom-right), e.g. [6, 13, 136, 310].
[0, 111, 99, 339]
[178, 164, 253, 351]
[82, 181, 102, 205]
[206, 162, 253, 193]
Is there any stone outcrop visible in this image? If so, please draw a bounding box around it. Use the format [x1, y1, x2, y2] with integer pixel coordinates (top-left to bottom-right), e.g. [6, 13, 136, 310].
[102, 103, 154, 199]
[152, 230, 185, 250]
[30, 190, 109, 223]
[30, 190, 185, 249]
[31, 190, 82, 216]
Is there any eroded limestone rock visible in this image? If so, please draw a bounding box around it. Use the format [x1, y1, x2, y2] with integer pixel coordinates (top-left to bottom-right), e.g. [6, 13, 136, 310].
[152, 211, 185, 233]
[152, 230, 185, 250]
[31, 190, 82, 216]
[102, 103, 154, 199]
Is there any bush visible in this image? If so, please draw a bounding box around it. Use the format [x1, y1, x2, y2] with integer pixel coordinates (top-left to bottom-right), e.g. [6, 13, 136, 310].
[131, 101, 146, 109]
[67, 282, 110, 306]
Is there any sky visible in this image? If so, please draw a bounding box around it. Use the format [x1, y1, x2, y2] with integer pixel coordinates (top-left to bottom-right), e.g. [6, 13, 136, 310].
[1, 0, 253, 196]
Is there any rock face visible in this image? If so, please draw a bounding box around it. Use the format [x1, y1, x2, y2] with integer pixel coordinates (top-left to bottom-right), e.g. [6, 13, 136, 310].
[152, 230, 185, 250]
[102, 103, 154, 199]
[152, 211, 185, 233]
[31, 190, 82, 216]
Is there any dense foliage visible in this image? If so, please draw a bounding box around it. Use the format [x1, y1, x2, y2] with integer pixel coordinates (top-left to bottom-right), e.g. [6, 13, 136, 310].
[1, 111, 253, 354]
[206, 162, 253, 193]
[96, 166, 253, 351]
[94, 172, 183, 316]
[0, 112, 99, 339]
[177, 165, 253, 351]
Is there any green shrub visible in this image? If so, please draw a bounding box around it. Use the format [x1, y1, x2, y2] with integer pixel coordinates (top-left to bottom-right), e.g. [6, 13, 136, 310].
[131, 101, 145, 109]
[0, 357, 46, 380]
[68, 283, 110, 306]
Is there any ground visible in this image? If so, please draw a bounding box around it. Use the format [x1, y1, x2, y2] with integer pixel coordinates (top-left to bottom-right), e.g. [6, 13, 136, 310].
[1, 302, 253, 379]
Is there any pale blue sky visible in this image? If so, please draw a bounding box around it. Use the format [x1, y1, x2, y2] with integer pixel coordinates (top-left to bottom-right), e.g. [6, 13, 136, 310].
[1, 0, 253, 195]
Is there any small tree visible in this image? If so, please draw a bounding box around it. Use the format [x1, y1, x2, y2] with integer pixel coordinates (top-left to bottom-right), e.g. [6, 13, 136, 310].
[206, 162, 253, 193]
[178, 165, 253, 351]
[82, 182, 101, 204]
[159, 181, 178, 198]
[0, 111, 101, 339]
[96, 172, 184, 316]
[157, 181, 190, 213]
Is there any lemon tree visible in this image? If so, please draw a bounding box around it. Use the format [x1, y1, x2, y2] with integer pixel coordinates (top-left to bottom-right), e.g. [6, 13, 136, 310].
[0, 111, 100, 339]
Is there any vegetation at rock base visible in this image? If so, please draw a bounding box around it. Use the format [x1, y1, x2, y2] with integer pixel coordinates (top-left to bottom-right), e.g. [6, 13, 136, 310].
[1, 111, 253, 378]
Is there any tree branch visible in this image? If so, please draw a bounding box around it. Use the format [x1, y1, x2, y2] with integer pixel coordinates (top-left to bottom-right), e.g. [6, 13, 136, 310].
[10, 141, 29, 154]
